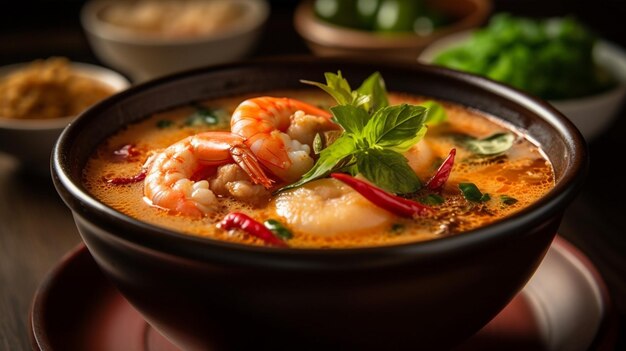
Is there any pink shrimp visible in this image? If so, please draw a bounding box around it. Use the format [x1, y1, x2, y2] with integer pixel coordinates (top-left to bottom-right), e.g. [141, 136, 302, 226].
[144, 131, 272, 217]
[230, 97, 336, 182]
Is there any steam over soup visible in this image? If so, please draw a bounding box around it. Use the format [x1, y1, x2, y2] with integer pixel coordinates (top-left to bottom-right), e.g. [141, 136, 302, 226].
[84, 72, 554, 248]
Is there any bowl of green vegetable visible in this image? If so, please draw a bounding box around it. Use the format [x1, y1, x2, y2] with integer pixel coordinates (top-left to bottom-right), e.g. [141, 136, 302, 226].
[294, 0, 492, 61]
[418, 13, 626, 140]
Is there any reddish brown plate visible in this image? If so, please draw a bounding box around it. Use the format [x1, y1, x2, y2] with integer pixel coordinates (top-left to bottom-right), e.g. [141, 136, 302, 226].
[30, 237, 616, 351]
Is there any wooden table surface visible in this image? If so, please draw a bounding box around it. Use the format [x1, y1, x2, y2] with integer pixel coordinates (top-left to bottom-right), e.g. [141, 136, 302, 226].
[1, 1, 625, 350]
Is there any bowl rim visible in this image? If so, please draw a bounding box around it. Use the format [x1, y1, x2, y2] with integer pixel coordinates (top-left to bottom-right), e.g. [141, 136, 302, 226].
[0, 61, 131, 129]
[52, 56, 588, 267]
[80, 0, 270, 46]
[294, 0, 492, 49]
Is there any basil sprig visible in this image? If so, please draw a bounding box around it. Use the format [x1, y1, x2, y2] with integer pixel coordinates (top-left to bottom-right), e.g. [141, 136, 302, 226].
[301, 71, 389, 114]
[281, 72, 445, 194]
[459, 132, 515, 156]
[459, 182, 491, 202]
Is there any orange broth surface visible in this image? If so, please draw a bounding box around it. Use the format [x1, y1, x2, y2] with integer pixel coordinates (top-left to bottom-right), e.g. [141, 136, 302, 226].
[83, 90, 554, 248]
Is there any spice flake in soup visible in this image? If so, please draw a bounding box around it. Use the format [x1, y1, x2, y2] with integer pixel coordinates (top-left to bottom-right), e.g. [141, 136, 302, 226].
[84, 72, 554, 248]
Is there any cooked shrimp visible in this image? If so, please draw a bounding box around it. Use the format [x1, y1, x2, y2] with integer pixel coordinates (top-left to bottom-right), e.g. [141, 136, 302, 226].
[210, 164, 270, 206]
[231, 97, 336, 182]
[144, 131, 271, 217]
[273, 178, 393, 237]
[404, 140, 436, 179]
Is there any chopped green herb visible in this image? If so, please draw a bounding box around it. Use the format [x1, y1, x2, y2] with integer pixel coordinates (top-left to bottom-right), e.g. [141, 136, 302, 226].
[390, 223, 405, 233]
[313, 133, 324, 155]
[185, 106, 220, 126]
[301, 71, 388, 111]
[421, 193, 445, 205]
[459, 182, 490, 202]
[420, 100, 447, 125]
[156, 120, 173, 129]
[500, 195, 518, 205]
[263, 219, 293, 240]
[458, 133, 515, 155]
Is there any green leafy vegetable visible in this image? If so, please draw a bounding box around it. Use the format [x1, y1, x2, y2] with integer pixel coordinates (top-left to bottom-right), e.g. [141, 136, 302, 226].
[301, 71, 388, 112]
[356, 149, 421, 194]
[313, 130, 344, 155]
[330, 104, 371, 135]
[185, 106, 221, 126]
[156, 120, 173, 129]
[421, 193, 445, 205]
[301, 71, 364, 107]
[314, 0, 451, 33]
[364, 104, 428, 152]
[459, 133, 515, 155]
[263, 219, 293, 240]
[459, 182, 490, 202]
[420, 100, 447, 125]
[282, 72, 442, 194]
[433, 13, 616, 100]
[500, 195, 518, 205]
[390, 223, 405, 233]
[282, 135, 357, 191]
[355, 71, 389, 113]
[281, 104, 426, 193]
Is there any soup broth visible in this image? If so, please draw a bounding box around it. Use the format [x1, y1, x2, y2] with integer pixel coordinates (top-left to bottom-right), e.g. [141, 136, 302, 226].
[84, 90, 554, 248]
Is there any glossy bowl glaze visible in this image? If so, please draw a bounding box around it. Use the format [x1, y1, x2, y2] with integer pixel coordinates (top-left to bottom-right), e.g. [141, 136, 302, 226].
[52, 57, 587, 350]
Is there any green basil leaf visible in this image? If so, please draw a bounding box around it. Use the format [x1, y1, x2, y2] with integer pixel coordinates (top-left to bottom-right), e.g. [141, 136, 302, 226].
[356, 71, 389, 113]
[461, 133, 516, 155]
[390, 223, 405, 233]
[330, 105, 371, 135]
[185, 106, 220, 126]
[459, 182, 490, 202]
[301, 71, 354, 106]
[278, 134, 357, 192]
[420, 100, 447, 125]
[263, 219, 293, 240]
[421, 193, 445, 205]
[500, 195, 518, 205]
[356, 148, 421, 194]
[312, 133, 323, 155]
[363, 104, 428, 152]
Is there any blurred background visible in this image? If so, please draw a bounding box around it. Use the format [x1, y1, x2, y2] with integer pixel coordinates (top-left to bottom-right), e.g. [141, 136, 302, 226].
[1, 0, 625, 66]
[1, 0, 626, 350]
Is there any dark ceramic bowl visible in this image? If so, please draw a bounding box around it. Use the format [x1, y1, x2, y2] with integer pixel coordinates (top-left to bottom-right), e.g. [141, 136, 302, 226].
[52, 57, 587, 350]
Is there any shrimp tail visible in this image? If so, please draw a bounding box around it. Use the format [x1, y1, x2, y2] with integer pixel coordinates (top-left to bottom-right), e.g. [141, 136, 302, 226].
[230, 145, 274, 189]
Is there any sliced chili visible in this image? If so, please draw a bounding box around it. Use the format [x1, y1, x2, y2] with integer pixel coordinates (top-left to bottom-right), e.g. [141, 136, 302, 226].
[218, 212, 288, 248]
[425, 148, 456, 191]
[105, 170, 146, 185]
[331, 173, 431, 218]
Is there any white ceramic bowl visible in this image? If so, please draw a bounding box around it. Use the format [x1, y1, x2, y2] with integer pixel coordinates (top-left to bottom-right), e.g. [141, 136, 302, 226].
[81, 0, 270, 82]
[0, 62, 130, 174]
[418, 30, 626, 141]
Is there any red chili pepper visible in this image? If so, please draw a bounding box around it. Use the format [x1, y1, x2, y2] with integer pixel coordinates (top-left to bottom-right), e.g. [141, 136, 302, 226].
[218, 212, 288, 248]
[331, 173, 431, 218]
[104, 170, 147, 185]
[425, 148, 456, 192]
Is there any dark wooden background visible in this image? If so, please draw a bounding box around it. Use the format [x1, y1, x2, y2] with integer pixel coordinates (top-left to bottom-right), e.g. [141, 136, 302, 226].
[1, 1, 625, 350]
